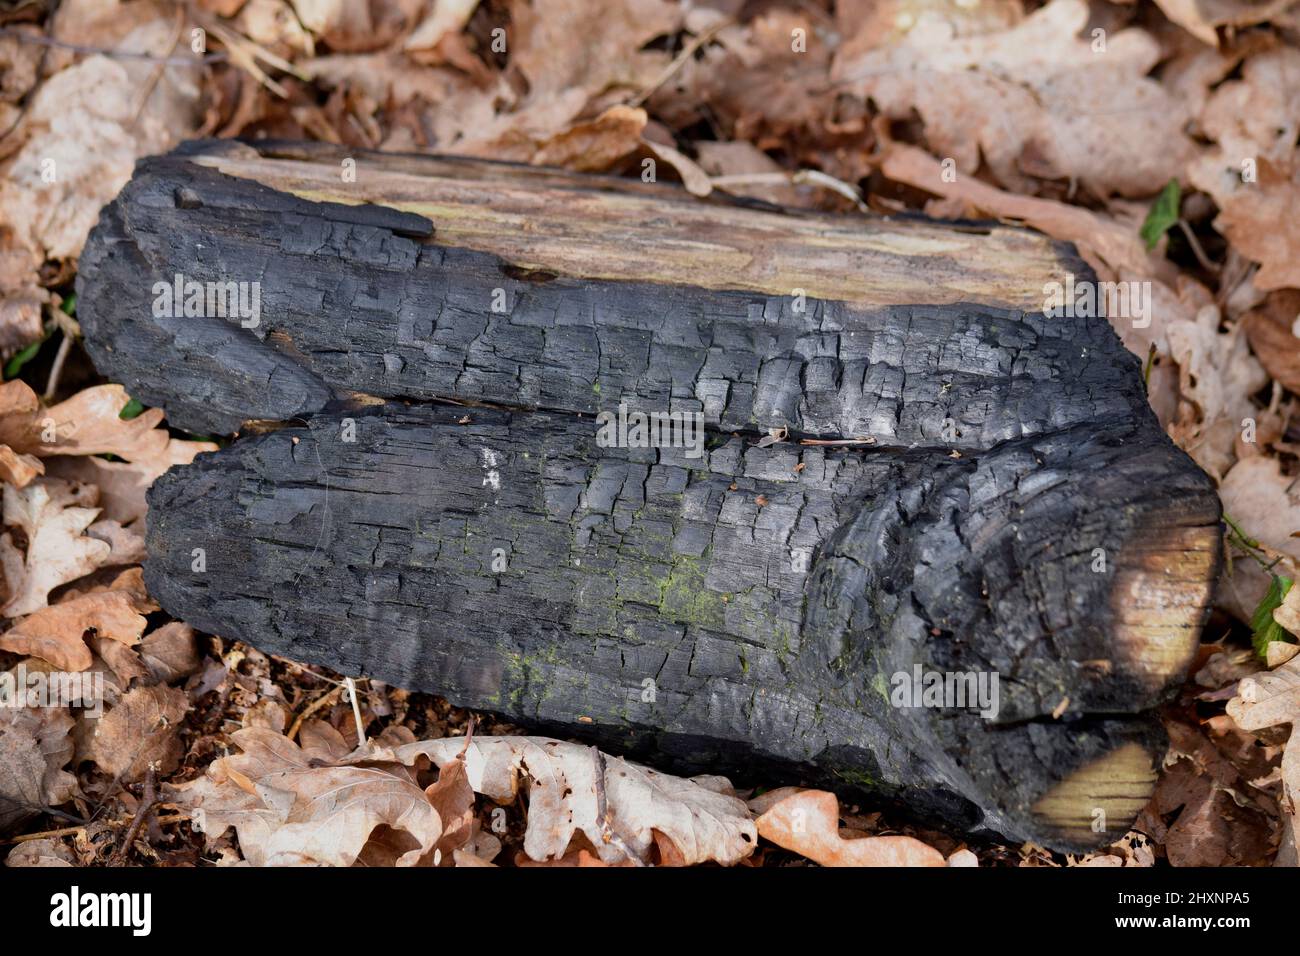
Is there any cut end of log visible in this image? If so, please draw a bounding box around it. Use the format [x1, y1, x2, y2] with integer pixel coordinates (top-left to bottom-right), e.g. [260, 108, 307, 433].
[1030, 741, 1158, 846]
[1110, 519, 1221, 694]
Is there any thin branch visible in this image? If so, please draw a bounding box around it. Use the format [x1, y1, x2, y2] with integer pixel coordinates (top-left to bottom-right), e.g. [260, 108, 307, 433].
[1176, 218, 1221, 275]
[627, 20, 733, 109]
[287, 684, 343, 741]
[110, 766, 157, 866]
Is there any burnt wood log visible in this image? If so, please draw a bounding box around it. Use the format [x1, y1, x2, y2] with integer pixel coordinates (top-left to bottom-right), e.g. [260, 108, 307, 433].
[76, 140, 1222, 850]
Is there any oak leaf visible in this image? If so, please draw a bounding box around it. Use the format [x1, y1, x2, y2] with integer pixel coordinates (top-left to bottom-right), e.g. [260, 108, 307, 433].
[89, 683, 188, 781]
[2, 479, 111, 617]
[0, 589, 152, 671]
[377, 735, 758, 865]
[173, 726, 460, 867]
[0, 705, 77, 834]
[755, 789, 945, 867]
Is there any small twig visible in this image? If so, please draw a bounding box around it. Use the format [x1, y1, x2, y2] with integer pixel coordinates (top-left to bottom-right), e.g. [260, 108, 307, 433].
[3, 811, 191, 847]
[4, 824, 86, 845]
[41, 331, 73, 402]
[799, 436, 878, 446]
[343, 676, 367, 747]
[110, 766, 157, 866]
[627, 19, 732, 109]
[709, 170, 869, 212]
[130, 6, 187, 131]
[0, 6, 57, 147]
[90, 715, 173, 820]
[41, 307, 80, 403]
[1176, 219, 1221, 275]
[0, 791, 90, 827]
[1224, 512, 1288, 573]
[287, 684, 343, 741]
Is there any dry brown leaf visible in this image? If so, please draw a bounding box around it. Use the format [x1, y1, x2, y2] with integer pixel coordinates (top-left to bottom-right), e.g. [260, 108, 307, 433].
[1210, 161, 1300, 292]
[289, 0, 423, 51]
[0, 448, 43, 489]
[1216, 454, 1300, 623]
[0, 589, 151, 672]
[510, 0, 681, 117]
[173, 726, 452, 866]
[530, 105, 648, 172]
[1269, 642, 1300, 668]
[2, 479, 112, 618]
[746, 785, 806, 816]
[756, 789, 946, 867]
[233, 0, 315, 59]
[1227, 657, 1300, 863]
[1274, 577, 1300, 640]
[836, 0, 1024, 62]
[0, 19, 201, 354]
[880, 142, 1155, 280]
[89, 683, 188, 781]
[1220, 456, 1300, 562]
[452, 848, 498, 867]
[1155, 0, 1298, 45]
[422, 748, 477, 864]
[694, 140, 803, 205]
[404, 0, 481, 52]
[1186, 48, 1300, 291]
[1165, 305, 1269, 480]
[643, 138, 712, 196]
[0, 382, 168, 463]
[1142, 717, 1279, 865]
[3, 837, 77, 867]
[0, 705, 77, 834]
[1243, 291, 1300, 393]
[515, 847, 633, 867]
[838, 0, 1192, 197]
[85, 519, 147, 566]
[44, 438, 216, 527]
[0, 381, 46, 489]
[376, 735, 758, 865]
[91, 635, 149, 686]
[138, 622, 203, 685]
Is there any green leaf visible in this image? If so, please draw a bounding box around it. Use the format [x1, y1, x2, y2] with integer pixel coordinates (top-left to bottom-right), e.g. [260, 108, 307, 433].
[118, 397, 145, 420]
[60, 292, 77, 316]
[1140, 179, 1181, 250]
[3, 337, 44, 380]
[1250, 574, 1294, 658]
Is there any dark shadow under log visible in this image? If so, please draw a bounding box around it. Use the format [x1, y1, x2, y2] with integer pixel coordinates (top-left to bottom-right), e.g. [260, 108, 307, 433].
[76, 140, 1223, 850]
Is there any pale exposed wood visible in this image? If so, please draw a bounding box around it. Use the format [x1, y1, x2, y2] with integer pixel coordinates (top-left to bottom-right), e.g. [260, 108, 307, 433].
[187, 139, 1083, 312]
[1031, 742, 1158, 843]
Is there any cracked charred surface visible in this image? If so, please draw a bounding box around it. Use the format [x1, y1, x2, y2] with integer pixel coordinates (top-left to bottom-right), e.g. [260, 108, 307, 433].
[79, 140, 1222, 849]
